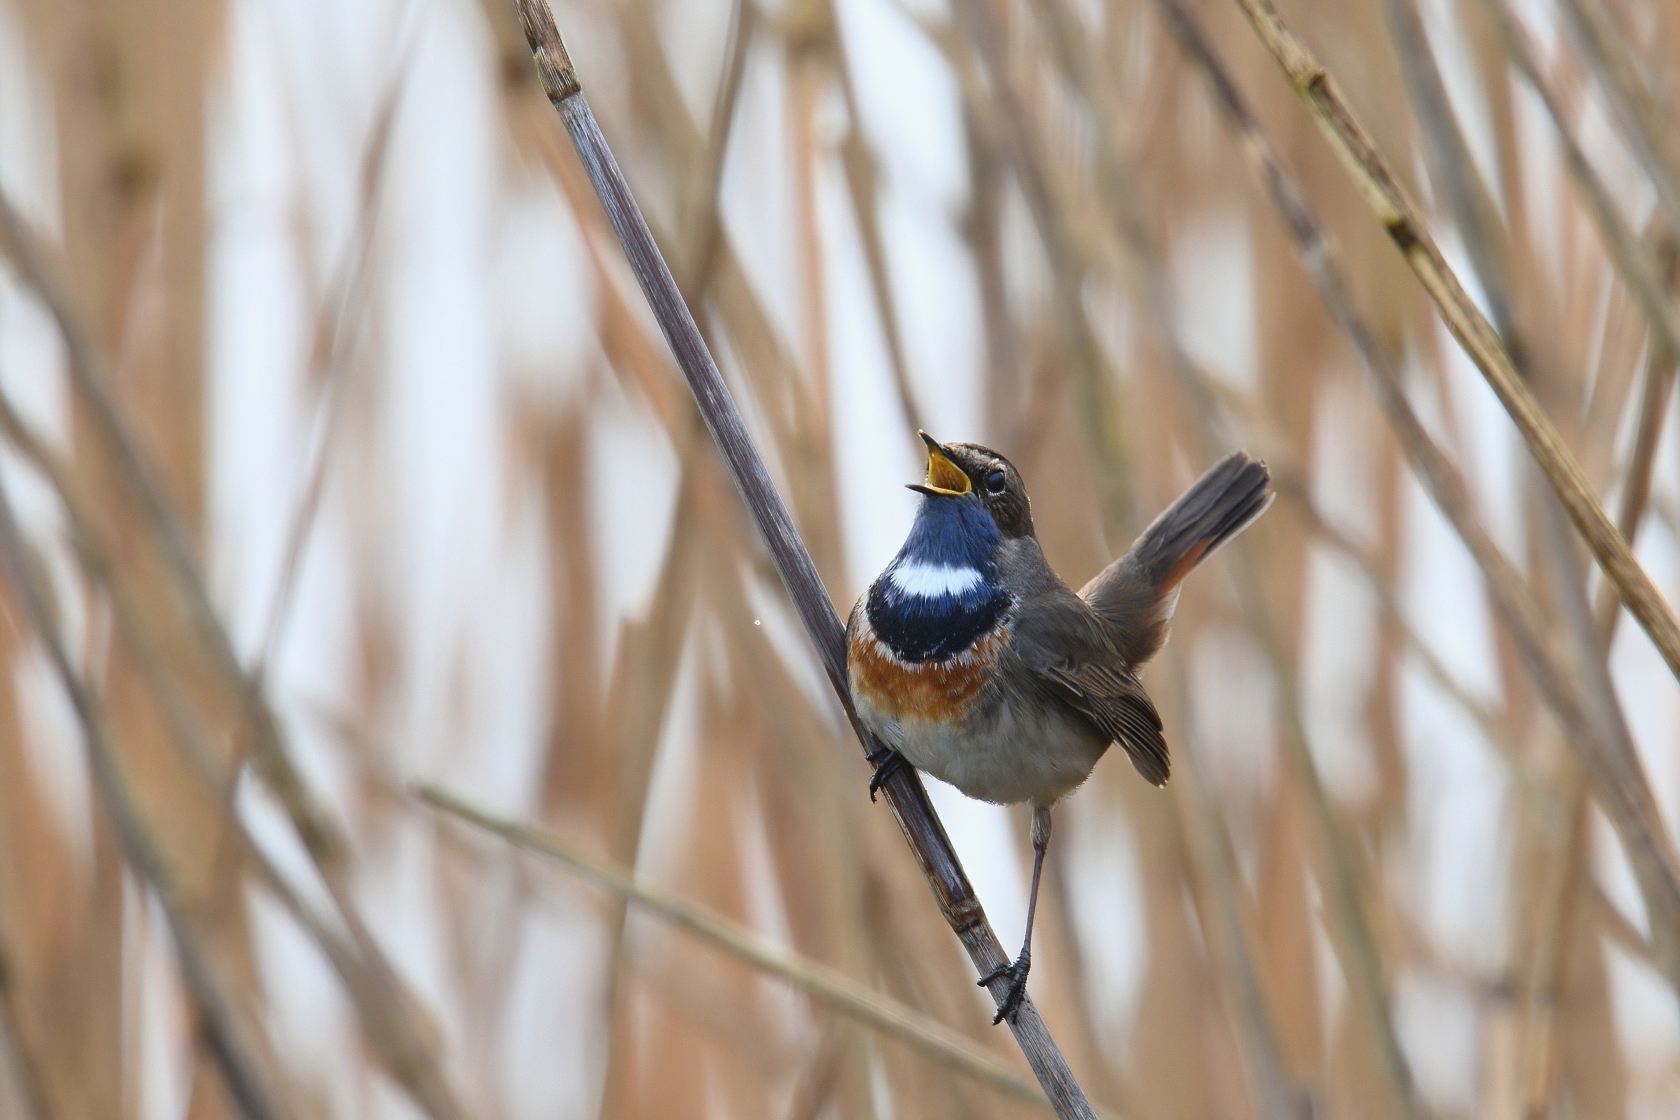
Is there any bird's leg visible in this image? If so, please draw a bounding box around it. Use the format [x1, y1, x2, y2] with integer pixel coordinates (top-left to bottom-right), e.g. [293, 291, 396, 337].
[866, 745, 907, 801]
[979, 805, 1051, 1025]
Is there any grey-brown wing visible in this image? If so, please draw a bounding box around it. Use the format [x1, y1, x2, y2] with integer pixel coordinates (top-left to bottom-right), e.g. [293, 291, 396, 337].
[1009, 589, 1170, 786]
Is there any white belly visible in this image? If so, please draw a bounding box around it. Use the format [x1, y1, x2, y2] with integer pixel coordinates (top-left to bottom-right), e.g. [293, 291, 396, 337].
[854, 688, 1109, 807]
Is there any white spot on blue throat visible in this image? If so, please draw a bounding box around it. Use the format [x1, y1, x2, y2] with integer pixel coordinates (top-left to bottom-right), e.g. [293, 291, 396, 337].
[889, 562, 984, 599]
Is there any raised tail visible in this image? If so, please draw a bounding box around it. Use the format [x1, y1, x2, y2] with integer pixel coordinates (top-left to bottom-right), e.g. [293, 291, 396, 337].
[1079, 451, 1273, 667]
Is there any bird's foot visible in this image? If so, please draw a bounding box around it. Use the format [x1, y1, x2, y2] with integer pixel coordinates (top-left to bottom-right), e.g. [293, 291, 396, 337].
[978, 949, 1031, 1025]
[866, 748, 907, 802]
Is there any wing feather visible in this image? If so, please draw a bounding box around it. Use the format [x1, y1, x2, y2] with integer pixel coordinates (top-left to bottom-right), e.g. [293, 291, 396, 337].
[1007, 586, 1171, 786]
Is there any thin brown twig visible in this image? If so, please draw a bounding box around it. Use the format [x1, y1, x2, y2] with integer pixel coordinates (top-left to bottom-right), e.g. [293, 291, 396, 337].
[1382, 0, 1516, 338]
[604, 0, 850, 589]
[1556, 0, 1680, 232]
[591, 430, 709, 1117]
[0, 481, 291, 1120]
[0, 386, 473, 1120]
[0, 185, 347, 875]
[1230, 543, 1426, 1120]
[828, 3, 929, 438]
[1223, 0, 1680, 691]
[935, 3, 1138, 525]
[257, 4, 424, 670]
[509, 1, 1096, 1110]
[1478, 0, 1680, 365]
[673, 0, 752, 296]
[1594, 241, 1680, 644]
[0, 923, 53, 1120]
[1507, 240, 1680, 1109]
[1163, 652, 1311, 1120]
[1270, 469, 1508, 755]
[417, 783, 1072, 1113]
[0, 196, 472, 1120]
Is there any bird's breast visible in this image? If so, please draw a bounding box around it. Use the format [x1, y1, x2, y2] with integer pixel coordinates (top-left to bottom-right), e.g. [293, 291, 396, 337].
[848, 607, 1011, 726]
[847, 604, 1107, 805]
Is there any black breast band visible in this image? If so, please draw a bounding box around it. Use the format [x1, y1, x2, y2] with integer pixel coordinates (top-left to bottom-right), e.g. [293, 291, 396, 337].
[866, 581, 1011, 663]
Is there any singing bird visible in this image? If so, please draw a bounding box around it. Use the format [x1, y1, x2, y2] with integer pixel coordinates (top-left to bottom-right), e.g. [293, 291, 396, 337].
[846, 434, 1272, 1023]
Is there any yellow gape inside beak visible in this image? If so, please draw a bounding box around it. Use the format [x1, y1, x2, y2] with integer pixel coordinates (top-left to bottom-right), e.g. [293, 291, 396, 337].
[922, 440, 972, 496]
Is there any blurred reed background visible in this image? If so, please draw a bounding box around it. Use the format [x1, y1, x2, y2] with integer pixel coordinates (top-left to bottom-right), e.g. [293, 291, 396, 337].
[0, 0, 1678, 1116]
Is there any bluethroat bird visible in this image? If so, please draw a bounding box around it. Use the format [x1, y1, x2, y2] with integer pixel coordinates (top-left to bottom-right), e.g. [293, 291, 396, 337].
[847, 433, 1272, 1023]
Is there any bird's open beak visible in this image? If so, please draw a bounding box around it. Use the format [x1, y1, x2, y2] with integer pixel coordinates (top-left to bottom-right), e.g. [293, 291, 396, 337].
[908, 431, 972, 496]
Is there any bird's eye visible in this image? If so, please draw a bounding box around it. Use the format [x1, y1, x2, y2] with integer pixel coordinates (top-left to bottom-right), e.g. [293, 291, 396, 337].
[985, 469, 1006, 494]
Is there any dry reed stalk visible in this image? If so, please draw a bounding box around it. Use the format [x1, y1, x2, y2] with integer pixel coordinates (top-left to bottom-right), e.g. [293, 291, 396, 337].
[588, 2, 851, 591]
[0, 191, 343, 866]
[1154, 0, 1680, 999]
[1268, 470, 1508, 752]
[1161, 656, 1310, 1120]
[0, 382, 475, 1120]
[59, 503, 461, 1108]
[593, 448, 708, 1111]
[1557, 0, 1680, 232]
[1382, 7, 1680, 1105]
[0, 187, 476, 1120]
[1595, 246, 1680, 642]
[1381, 0, 1516, 337]
[1223, 0, 1680, 692]
[510, 2, 1096, 1112]
[938, 3, 1140, 531]
[1229, 552, 1423, 1120]
[1479, 0, 1680, 363]
[256, 32, 415, 671]
[1375, 23, 1615, 1064]
[5, 6, 216, 1111]
[1501, 244, 1680, 1115]
[1581, 245, 1660, 434]
[0, 492, 290, 1120]
[0, 923, 52, 1120]
[538, 410, 611, 821]
[962, 98, 1025, 449]
[0, 576, 77, 1120]
[676, 0, 751, 286]
[418, 784, 1075, 1113]
[829, 14, 929, 439]
[785, 7, 851, 600]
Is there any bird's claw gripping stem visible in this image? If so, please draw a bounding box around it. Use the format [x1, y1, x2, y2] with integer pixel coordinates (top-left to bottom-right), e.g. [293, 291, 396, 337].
[979, 949, 1031, 1025]
[866, 748, 907, 801]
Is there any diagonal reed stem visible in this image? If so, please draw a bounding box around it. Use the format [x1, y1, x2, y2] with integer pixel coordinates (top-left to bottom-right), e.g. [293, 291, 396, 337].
[509, 1, 1094, 1112]
[1224, 0, 1680, 691]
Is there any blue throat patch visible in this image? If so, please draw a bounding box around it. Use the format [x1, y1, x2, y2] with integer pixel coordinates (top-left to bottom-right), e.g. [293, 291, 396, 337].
[867, 494, 1012, 663]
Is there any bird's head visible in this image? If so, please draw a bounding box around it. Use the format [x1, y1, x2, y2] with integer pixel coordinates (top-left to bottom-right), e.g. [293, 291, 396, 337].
[909, 432, 1035, 540]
